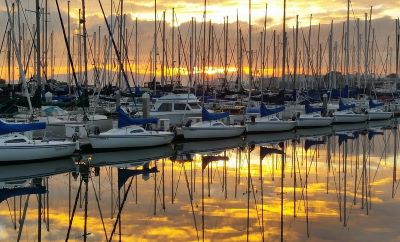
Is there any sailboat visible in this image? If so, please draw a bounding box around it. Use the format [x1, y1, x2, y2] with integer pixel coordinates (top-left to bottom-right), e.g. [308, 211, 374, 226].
[89, 107, 174, 150]
[0, 120, 76, 163]
[367, 99, 393, 121]
[245, 103, 296, 133]
[296, 102, 333, 128]
[333, 99, 368, 123]
[181, 108, 245, 139]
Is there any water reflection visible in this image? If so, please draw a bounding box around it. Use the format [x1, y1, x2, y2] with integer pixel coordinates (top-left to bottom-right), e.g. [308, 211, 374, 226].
[1, 122, 400, 241]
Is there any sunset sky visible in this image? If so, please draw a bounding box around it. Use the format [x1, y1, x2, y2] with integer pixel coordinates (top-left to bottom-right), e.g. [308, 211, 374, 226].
[0, 0, 399, 84]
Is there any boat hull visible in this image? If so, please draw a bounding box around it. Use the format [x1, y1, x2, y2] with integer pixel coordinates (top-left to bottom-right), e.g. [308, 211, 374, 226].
[0, 142, 76, 162]
[89, 133, 175, 149]
[245, 121, 296, 133]
[182, 126, 245, 139]
[296, 117, 333, 128]
[333, 114, 368, 124]
[368, 112, 392, 121]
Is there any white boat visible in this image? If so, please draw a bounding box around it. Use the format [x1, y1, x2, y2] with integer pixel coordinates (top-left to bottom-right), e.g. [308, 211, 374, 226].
[367, 100, 392, 121]
[368, 108, 393, 121]
[0, 120, 76, 163]
[150, 93, 203, 126]
[333, 100, 368, 124]
[334, 110, 368, 123]
[297, 113, 334, 127]
[182, 108, 245, 140]
[89, 107, 174, 150]
[296, 103, 333, 128]
[245, 104, 295, 133]
[15, 106, 112, 138]
[182, 120, 245, 139]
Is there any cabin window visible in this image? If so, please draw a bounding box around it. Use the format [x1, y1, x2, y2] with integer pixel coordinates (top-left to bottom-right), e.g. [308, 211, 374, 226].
[5, 139, 27, 143]
[158, 103, 172, 112]
[188, 103, 201, 110]
[130, 129, 144, 134]
[212, 123, 224, 127]
[174, 103, 187, 111]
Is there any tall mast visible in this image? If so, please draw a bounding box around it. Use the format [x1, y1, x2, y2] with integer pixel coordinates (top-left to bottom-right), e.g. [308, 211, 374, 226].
[45, 0, 48, 80]
[236, 9, 240, 90]
[282, 0, 287, 87]
[261, 4, 267, 97]
[202, 0, 206, 98]
[171, 8, 175, 86]
[294, 15, 299, 90]
[135, 17, 138, 87]
[248, 0, 252, 101]
[364, 13, 368, 89]
[82, 0, 88, 88]
[36, 0, 41, 90]
[67, 0, 71, 94]
[328, 20, 333, 89]
[345, 0, 350, 87]
[154, 0, 157, 93]
[357, 18, 361, 88]
[161, 11, 165, 86]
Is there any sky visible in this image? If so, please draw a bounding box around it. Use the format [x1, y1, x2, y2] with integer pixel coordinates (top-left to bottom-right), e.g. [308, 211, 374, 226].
[0, 0, 399, 85]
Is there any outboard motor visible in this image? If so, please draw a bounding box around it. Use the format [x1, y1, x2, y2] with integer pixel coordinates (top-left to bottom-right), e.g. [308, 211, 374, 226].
[250, 116, 256, 123]
[185, 119, 193, 127]
[328, 110, 334, 117]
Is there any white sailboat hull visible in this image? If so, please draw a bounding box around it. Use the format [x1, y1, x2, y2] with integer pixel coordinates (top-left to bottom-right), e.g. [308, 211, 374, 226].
[296, 117, 333, 127]
[89, 133, 174, 149]
[333, 113, 368, 123]
[245, 120, 296, 133]
[0, 142, 76, 162]
[368, 111, 392, 121]
[182, 126, 245, 139]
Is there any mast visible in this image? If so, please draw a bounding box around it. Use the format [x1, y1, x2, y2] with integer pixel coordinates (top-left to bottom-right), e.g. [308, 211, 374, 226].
[45, 0, 48, 80]
[357, 18, 361, 88]
[261, 4, 267, 98]
[82, 0, 88, 88]
[248, 0, 252, 101]
[135, 17, 138, 87]
[236, 9, 240, 90]
[6, 0, 33, 113]
[294, 15, 299, 90]
[282, 0, 287, 87]
[329, 20, 333, 89]
[202, 0, 206, 99]
[345, 0, 350, 87]
[36, 0, 41, 92]
[171, 8, 175, 86]
[67, 0, 71, 94]
[154, 0, 157, 93]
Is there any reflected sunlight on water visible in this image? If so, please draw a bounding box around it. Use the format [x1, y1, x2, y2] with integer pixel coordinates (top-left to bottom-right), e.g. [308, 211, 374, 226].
[1, 122, 400, 241]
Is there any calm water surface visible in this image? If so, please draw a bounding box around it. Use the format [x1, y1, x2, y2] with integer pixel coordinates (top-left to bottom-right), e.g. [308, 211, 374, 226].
[1, 120, 400, 241]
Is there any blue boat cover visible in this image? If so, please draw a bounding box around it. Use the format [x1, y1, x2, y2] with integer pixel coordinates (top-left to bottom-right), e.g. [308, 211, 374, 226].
[338, 99, 355, 111]
[260, 147, 284, 160]
[0, 120, 46, 135]
[0, 186, 46, 203]
[202, 108, 229, 121]
[305, 102, 324, 114]
[246, 107, 260, 114]
[368, 130, 384, 140]
[118, 167, 158, 189]
[304, 139, 325, 151]
[260, 103, 285, 117]
[117, 107, 158, 128]
[369, 99, 384, 108]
